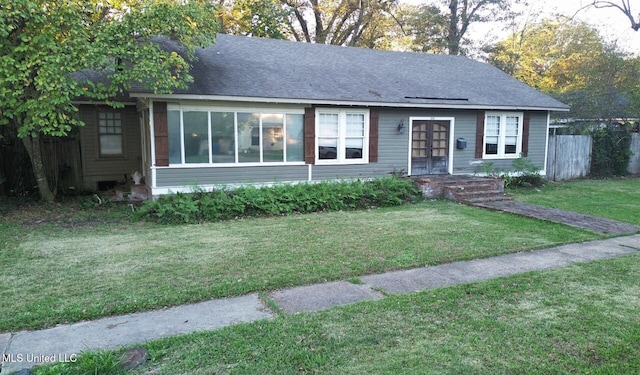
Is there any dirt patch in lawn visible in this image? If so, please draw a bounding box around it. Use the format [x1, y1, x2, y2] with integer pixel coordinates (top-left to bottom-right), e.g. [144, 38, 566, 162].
[0, 196, 136, 228]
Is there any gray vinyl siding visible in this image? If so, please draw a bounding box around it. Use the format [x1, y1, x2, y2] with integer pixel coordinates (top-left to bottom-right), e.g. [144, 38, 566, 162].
[310, 111, 409, 181]
[155, 165, 309, 187]
[78, 105, 142, 189]
[376, 109, 549, 176]
[525, 112, 549, 170]
[152, 107, 550, 190]
[445, 110, 549, 174]
[380, 108, 478, 175]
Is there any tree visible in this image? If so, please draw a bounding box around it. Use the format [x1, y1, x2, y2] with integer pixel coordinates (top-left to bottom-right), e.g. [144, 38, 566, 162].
[488, 20, 605, 93]
[560, 43, 640, 120]
[0, 0, 219, 201]
[402, 0, 520, 55]
[401, 4, 449, 53]
[489, 19, 640, 121]
[216, 0, 291, 39]
[592, 0, 640, 31]
[445, 0, 515, 55]
[279, 0, 398, 46]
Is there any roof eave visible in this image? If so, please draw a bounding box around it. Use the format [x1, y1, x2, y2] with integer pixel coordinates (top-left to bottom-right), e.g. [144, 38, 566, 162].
[128, 93, 570, 112]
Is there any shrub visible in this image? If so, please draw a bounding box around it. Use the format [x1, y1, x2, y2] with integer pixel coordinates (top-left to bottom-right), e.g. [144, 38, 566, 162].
[136, 177, 422, 224]
[503, 156, 545, 189]
[590, 126, 632, 178]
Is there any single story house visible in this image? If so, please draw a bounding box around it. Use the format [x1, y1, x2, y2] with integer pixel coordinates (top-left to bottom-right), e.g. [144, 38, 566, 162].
[75, 33, 569, 196]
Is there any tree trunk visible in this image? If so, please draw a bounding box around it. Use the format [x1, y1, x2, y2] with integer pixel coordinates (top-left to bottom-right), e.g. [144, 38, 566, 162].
[21, 135, 56, 202]
[447, 0, 461, 55]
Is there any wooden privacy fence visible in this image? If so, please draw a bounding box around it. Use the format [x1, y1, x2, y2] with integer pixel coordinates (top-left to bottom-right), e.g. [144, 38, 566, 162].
[40, 136, 84, 191]
[629, 133, 640, 174]
[546, 135, 592, 181]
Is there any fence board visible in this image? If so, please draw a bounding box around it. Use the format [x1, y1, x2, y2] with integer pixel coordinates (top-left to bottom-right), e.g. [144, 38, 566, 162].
[547, 135, 592, 181]
[629, 133, 640, 174]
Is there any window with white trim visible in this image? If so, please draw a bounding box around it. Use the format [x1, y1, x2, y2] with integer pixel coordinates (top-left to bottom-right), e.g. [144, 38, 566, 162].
[316, 109, 369, 163]
[167, 106, 304, 165]
[98, 110, 123, 157]
[484, 112, 523, 158]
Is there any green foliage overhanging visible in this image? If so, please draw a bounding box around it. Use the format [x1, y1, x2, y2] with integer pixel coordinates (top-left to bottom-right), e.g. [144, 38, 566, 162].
[0, 0, 219, 201]
[136, 177, 423, 224]
[590, 126, 633, 178]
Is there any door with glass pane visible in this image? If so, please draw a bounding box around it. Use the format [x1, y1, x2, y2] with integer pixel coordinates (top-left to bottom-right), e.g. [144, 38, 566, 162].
[411, 120, 450, 175]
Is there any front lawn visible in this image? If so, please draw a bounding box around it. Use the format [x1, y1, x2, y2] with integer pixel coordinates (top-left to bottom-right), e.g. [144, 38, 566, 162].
[37, 254, 640, 374]
[0, 199, 599, 332]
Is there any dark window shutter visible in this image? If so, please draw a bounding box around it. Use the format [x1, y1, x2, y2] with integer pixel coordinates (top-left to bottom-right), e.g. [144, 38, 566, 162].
[475, 110, 485, 158]
[304, 107, 315, 164]
[369, 109, 379, 163]
[154, 101, 169, 167]
[522, 111, 531, 157]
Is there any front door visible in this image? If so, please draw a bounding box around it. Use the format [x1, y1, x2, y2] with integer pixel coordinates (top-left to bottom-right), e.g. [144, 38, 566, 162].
[410, 120, 450, 175]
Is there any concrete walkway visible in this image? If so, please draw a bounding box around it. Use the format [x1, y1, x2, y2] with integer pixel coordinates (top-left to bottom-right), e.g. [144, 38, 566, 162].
[2, 234, 639, 374]
[475, 200, 640, 235]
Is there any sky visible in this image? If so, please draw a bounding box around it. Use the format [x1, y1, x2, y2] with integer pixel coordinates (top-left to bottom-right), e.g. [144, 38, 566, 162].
[402, 0, 640, 55]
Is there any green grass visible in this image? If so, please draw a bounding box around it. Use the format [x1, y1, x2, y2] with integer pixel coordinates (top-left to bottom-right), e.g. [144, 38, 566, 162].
[0, 200, 600, 332]
[35, 254, 640, 374]
[511, 178, 640, 225]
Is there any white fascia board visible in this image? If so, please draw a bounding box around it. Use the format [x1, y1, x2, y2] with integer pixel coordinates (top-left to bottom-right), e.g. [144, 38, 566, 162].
[128, 93, 570, 112]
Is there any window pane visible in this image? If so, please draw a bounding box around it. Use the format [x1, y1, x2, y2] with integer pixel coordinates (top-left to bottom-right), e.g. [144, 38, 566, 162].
[346, 114, 364, 136]
[286, 114, 304, 162]
[100, 134, 122, 155]
[262, 113, 284, 162]
[345, 138, 363, 159]
[318, 138, 338, 159]
[486, 116, 500, 136]
[506, 116, 519, 136]
[237, 112, 260, 163]
[318, 113, 338, 160]
[485, 136, 498, 155]
[168, 110, 182, 164]
[319, 113, 339, 137]
[505, 136, 518, 154]
[183, 111, 209, 163]
[211, 112, 235, 163]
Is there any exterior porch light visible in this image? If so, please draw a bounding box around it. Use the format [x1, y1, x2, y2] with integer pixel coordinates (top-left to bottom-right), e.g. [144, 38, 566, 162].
[397, 119, 405, 134]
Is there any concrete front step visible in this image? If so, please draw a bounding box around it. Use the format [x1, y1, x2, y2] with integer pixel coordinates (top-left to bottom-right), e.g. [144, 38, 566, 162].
[441, 179, 508, 203]
[413, 176, 506, 202]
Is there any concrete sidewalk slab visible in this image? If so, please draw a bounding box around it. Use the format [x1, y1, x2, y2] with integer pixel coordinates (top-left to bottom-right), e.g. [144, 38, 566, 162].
[609, 234, 640, 249]
[1, 294, 272, 373]
[431, 257, 525, 283]
[362, 257, 528, 295]
[1, 332, 11, 358]
[497, 248, 579, 271]
[361, 267, 456, 294]
[556, 240, 639, 261]
[269, 281, 384, 313]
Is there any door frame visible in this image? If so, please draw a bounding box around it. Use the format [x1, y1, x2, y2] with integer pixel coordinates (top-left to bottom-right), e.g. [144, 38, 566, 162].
[408, 117, 455, 176]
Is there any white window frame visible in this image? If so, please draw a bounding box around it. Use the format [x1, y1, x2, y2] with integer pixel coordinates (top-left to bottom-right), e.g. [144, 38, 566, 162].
[166, 104, 306, 167]
[483, 111, 524, 159]
[315, 108, 370, 165]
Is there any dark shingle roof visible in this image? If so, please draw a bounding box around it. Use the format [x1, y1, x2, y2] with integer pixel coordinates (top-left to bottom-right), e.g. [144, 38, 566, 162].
[132, 34, 568, 111]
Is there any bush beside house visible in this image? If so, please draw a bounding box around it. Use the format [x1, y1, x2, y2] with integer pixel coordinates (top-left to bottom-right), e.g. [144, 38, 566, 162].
[136, 176, 422, 224]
